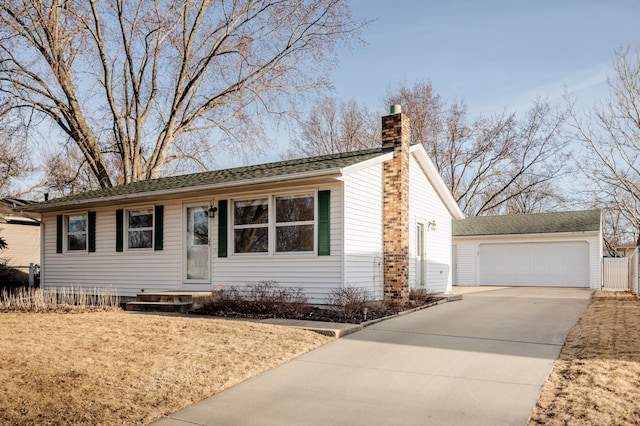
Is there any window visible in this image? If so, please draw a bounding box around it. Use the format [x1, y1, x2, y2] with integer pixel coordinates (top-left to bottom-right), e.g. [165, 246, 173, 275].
[233, 199, 268, 253]
[127, 208, 153, 249]
[275, 195, 314, 252]
[232, 193, 315, 254]
[66, 214, 87, 251]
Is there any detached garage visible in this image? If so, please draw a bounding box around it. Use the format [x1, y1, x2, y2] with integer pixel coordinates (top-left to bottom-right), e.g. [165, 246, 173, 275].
[453, 210, 602, 289]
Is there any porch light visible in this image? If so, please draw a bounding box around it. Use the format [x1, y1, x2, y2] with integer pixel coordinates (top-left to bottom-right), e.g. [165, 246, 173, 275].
[428, 220, 436, 232]
[208, 203, 218, 218]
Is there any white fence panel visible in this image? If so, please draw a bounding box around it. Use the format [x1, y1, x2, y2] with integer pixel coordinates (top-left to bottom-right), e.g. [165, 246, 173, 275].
[603, 257, 629, 291]
[630, 249, 639, 296]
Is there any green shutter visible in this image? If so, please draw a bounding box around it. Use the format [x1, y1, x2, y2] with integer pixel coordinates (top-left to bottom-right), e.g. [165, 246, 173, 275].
[218, 200, 227, 257]
[154, 205, 164, 251]
[88, 211, 96, 252]
[318, 190, 330, 256]
[116, 209, 123, 252]
[56, 215, 63, 253]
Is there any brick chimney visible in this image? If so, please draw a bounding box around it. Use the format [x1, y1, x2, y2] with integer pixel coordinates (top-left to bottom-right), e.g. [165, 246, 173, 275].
[382, 105, 410, 306]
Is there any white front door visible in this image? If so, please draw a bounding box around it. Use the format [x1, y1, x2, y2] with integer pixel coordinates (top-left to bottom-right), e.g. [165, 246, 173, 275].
[185, 205, 210, 284]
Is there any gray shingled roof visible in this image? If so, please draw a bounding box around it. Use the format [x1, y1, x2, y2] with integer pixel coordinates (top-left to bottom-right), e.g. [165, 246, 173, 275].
[1, 198, 36, 214]
[453, 210, 601, 236]
[24, 148, 387, 212]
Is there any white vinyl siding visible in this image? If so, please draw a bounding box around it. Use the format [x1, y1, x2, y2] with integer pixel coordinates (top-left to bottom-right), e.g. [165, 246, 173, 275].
[409, 155, 454, 293]
[454, 243, 478, 286]
[42, 202, 182, 296]
[342, 163, 384, 299]
[213, 183, 343, 304]
[39, 149, 463, 302]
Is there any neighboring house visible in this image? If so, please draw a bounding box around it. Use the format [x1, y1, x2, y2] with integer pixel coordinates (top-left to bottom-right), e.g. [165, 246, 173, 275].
[452, 210, 602, 289]
[22, 107, 463, 304]
[0, 198, 41, 267]
[609, 242, 637, 258]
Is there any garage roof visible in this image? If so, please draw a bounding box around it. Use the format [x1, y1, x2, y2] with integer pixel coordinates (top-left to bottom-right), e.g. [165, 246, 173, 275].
[453, 210, 601, 236]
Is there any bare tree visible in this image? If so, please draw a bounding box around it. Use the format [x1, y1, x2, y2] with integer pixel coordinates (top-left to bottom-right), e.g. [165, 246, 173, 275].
[44, 143, 99, 197]
[0, 103, 31, 196]
[0, 0, 363, 188]
[288, 96, 380, 158]
[385, 81, 568, 216]
[567, 46, 640, 247]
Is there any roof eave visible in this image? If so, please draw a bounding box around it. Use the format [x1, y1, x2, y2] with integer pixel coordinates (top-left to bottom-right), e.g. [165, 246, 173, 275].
[22, 168, 346, 213]
[453, 229, 602, 239]
[340, 151, 392, 176]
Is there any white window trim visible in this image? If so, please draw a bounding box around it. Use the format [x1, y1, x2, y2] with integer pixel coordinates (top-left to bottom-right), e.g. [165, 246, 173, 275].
[64, 212, 88, 253]
[125, 207, 154, 251]
[231, 191, 317, 256]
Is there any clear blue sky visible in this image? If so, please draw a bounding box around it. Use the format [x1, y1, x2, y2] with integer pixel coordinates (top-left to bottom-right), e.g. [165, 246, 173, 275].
[329, 0, 640, 116]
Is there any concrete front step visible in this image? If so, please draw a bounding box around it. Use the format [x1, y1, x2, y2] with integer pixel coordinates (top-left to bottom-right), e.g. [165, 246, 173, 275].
[135, 293, 194, 304]
[126, 301, 193, 313]
[125, 292, 197, 313]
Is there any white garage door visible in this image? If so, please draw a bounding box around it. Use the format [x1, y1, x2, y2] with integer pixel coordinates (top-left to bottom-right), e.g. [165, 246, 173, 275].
[479, 242, 590, 287]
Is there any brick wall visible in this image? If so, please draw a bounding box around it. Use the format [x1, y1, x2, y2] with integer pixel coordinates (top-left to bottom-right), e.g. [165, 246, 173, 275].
[382, 108, 410, 305]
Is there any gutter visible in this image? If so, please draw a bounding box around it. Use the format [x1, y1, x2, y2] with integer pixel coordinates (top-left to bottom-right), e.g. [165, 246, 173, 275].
[453, 230, 602, 239]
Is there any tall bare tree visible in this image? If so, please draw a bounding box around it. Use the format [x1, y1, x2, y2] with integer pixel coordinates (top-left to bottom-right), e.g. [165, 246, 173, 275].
[568, 45, 640, 247]
[0, 0, 363, 188]
[288, 96, 379, 157]
[44, 143, 99, 197]
[385, 81, 568, 216]
[0, 102, 31, 196]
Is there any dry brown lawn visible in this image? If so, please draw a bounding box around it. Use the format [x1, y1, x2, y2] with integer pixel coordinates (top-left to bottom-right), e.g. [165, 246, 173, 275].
[0, 312, 333, 425]
[529, 290, 640, 425]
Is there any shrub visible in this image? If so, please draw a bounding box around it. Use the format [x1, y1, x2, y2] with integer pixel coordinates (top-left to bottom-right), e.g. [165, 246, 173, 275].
[205, 281, 309, 318]
[0, 265, 30, 290]
[409, 288, 436, 305]
[327, 286, 373, 321]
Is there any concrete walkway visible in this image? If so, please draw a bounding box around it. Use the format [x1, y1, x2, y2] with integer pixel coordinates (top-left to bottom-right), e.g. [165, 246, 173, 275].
[153, 287, 593, 426]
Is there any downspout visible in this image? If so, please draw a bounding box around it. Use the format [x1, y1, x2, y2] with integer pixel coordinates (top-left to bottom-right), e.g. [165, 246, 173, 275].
[39, 213, 44, 289]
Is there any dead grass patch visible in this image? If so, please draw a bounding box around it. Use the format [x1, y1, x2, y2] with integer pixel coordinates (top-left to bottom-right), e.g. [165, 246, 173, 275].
[0, 312, 333, 425]
[529, 291, 640, 425]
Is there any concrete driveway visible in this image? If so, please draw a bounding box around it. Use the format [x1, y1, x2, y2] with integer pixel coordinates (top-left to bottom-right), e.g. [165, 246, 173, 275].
[154, 287, 593, 426]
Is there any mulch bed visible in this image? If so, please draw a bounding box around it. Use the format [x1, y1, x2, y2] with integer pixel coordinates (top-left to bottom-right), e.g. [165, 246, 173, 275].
[195, 298, 441, 323]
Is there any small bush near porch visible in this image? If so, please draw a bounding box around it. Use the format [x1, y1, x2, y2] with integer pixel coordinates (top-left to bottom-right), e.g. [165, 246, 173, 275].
[197, 281, 441, 323]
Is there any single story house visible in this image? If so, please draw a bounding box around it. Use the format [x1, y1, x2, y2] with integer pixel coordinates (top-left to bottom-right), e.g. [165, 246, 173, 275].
[22, 106, 464, 304]
[0, 198, 41, 267]
[452, 210, 602, 288]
